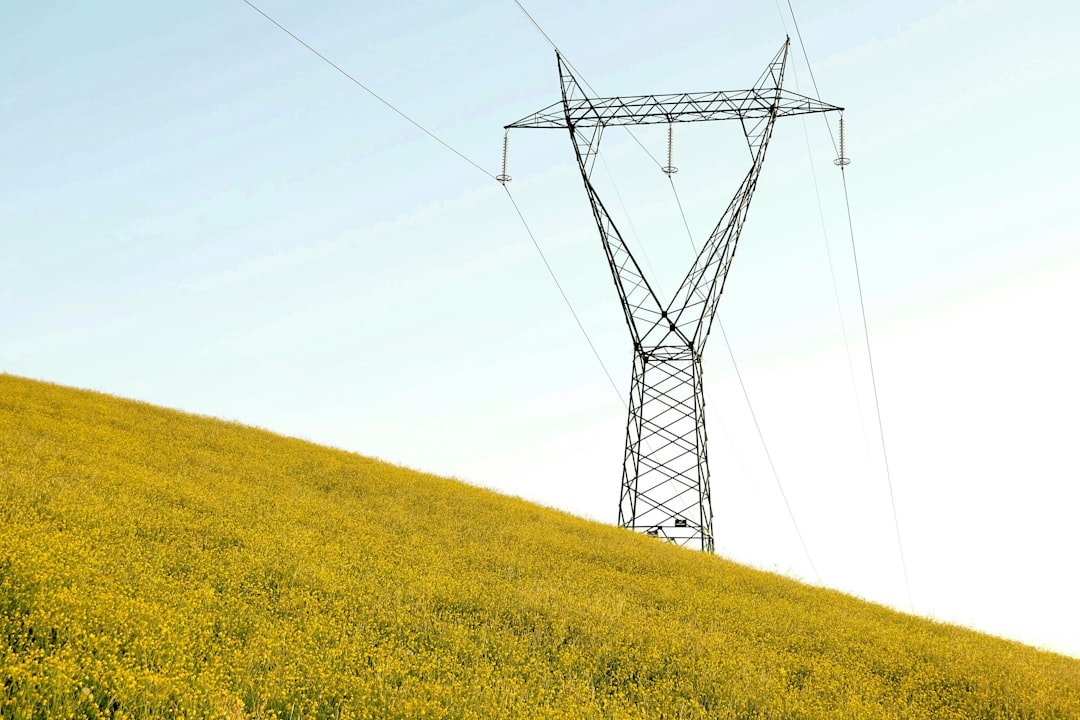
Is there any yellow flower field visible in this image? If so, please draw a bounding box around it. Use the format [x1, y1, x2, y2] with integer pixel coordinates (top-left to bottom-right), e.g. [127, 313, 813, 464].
[1, 373, 1078, 718]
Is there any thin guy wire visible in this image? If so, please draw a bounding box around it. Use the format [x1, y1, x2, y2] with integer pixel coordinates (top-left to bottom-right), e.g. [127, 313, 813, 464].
[240, 0, 495, 181]
[795, 90, 865, 427]
[719, 321, 819, 581]
[504, 186, 626, 408]
[784, 0, 838, 157]
[670, 176, 820, 581]
[772, 0, 789, 33]
[783, 0, 914, 609]
[511, 0, 665, 169]
[669, 176, 698, 257]
[511, 0, 560, 56]
[721, 321, 820, 578]
[840, 166, 914, 610]
[780, 28, 872, 470]
[771, 1, 856, 389]
[240, 0, 627, 414]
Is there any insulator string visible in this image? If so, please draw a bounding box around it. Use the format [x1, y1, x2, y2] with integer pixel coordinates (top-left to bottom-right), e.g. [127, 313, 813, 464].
[498, 131, 512, 184]
[662, 122, 677, 176]
[834, 115, 850, 167]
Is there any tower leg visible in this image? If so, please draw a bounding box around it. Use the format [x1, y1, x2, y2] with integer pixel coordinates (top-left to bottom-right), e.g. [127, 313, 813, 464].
[618, 345, 714, 552]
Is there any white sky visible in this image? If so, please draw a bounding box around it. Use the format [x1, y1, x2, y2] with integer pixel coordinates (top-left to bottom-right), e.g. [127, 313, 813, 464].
[2, 0, 1078, 658]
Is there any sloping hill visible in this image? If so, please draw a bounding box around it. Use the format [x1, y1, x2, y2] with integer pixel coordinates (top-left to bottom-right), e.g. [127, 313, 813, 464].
[1, 373, 1077, 719]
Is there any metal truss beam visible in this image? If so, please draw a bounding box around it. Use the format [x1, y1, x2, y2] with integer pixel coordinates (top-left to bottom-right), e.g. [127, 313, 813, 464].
[507, 88, 839, 129]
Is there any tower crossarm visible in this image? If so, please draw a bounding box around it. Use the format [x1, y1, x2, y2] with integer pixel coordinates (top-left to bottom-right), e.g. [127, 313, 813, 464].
[505, 89, 841, 131]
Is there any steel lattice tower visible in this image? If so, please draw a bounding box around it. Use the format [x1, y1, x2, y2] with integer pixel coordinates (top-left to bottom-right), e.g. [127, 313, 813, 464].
[506, 40, 841, 552]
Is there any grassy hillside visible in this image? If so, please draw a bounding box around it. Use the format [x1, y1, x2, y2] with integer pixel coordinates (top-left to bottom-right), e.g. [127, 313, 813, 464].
[1, 374, 1077, 719]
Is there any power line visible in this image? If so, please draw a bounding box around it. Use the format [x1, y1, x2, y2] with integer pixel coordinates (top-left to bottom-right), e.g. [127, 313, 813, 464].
[782, 0, 914, 610]
[503, 186, 626, 407]
[510, 0, 665, 170]
[790, 68, 870, 456]
[239, 0, 627, 412]
[771, 1, 874, 496]
[719, 321, 820, 582]
[841, 167, 913, 610]
[668, 177, 820, 582]
[511, 0, 559, 55]
[668, 176, 698, 257]
[240, 0, 495, 181]
[784, 0, 839, 157]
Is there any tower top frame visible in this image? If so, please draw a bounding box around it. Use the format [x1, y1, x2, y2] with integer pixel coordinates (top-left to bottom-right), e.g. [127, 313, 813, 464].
[506, 41, 842, 132]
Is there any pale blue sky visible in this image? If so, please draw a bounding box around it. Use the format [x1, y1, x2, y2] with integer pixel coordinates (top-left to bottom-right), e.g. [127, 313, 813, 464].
[3, 0, 1079, 658]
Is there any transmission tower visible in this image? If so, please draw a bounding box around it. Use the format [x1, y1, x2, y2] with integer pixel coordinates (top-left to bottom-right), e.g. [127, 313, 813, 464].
[505, 39, 841, 552]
